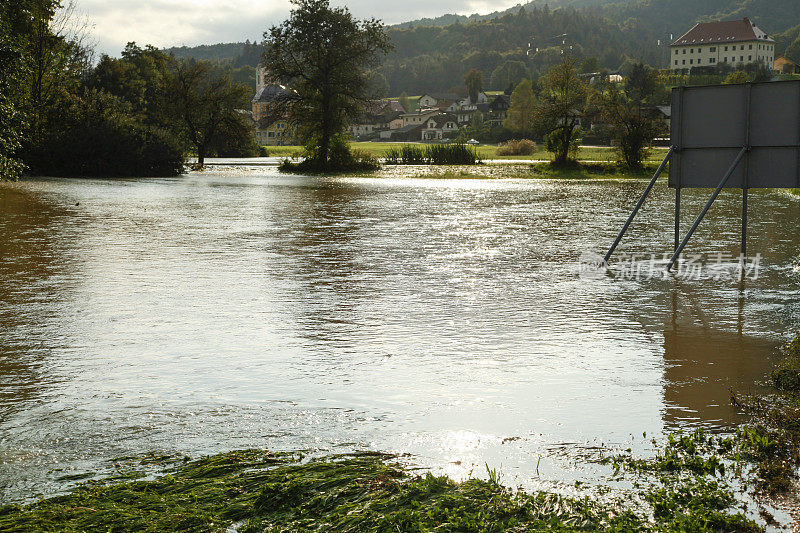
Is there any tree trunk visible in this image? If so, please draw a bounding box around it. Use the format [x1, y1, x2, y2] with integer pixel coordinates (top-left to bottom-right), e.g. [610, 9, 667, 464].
[197, 145, 206, 166]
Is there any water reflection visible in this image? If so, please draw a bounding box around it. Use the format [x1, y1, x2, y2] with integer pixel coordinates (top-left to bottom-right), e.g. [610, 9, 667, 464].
[662, 288, 780, 429]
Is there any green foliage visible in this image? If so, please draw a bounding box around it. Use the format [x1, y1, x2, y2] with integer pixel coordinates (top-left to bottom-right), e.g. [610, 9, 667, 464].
[30, 91, 184, 177]
[166, 59, 252, 165]
[280, 136, 380, 173]
[504, 78, 536, 140]
[464, 68, 483, 104]
[0, 446, 766, 533]
[398, 91, 413, 113]
[590, 63, 664, 169]
[724, 71, 749, 84]
[0, 18, 26, 180]
[772, 337, 800, 392]
[263, 0, 393, 172]
[535, 59, 588, 165]
[384, 144, 480, 165]
[490, 61, 529, 91]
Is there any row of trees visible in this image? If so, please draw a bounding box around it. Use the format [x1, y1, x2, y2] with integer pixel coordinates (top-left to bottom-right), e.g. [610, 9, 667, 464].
[504, 59, 666, 168]
[0, 1, 257, 180]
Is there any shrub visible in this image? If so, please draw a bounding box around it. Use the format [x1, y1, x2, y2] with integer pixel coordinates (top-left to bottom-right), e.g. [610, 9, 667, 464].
[383, 144, 480, 165]
[280, 136, 379, 173]
[258, 146, 270, 157]
[772, 336, 800, 392]
[496, 139, 537, 156]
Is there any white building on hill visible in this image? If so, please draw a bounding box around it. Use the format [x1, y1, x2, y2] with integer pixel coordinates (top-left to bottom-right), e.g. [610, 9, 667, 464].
[669, 18, 775, 71]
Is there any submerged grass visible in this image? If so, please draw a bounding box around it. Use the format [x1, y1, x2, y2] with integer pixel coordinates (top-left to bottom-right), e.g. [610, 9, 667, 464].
[0, 446, 765, 532]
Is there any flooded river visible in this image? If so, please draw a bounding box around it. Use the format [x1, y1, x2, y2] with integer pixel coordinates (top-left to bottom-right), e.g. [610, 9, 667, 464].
[1, 167, 799, 501]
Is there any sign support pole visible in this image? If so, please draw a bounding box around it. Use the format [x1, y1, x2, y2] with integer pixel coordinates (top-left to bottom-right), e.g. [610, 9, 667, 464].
[603, 147, 674, 264]
[665, 146, 748, 272]
[675, 189, 681, 252]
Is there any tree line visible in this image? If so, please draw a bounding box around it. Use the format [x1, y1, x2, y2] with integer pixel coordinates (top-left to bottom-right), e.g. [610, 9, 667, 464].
[0, 0, 258, 180]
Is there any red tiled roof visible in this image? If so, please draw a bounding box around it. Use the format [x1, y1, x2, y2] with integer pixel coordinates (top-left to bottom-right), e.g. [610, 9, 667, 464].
[670, 18, 774, 47]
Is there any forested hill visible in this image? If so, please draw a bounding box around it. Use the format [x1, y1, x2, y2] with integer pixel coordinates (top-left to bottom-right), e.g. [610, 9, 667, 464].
[398, 0, 800, 36]
[164, 0, 800, 95]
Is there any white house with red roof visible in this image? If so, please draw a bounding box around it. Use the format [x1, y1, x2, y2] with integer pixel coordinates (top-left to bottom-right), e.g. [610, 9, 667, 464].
[669, 18, 775, 70]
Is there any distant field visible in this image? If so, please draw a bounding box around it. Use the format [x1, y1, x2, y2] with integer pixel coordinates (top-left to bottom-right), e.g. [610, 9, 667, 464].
[264, 142, 669, 163]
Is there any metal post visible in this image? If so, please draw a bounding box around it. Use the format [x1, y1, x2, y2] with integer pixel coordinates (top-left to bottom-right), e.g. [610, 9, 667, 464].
[604, 147, 674, 264]
[674, 188, 681, 252]
[666, 146, 748, 271]
[741, 188, 748, 259]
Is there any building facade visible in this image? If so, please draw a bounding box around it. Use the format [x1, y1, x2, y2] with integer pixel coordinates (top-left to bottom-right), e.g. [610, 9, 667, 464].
[669, 18, 775, 71]
[252, 64, 295, 146]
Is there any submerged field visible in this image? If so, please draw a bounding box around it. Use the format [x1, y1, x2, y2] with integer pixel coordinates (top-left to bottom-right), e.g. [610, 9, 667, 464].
[264, 142, 670, 163]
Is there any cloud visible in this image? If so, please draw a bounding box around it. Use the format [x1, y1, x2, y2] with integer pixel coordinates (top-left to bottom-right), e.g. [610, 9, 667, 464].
[75, 0, 523, 55]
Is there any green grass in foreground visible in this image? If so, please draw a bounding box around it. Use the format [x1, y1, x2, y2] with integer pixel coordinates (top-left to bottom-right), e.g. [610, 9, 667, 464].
[264, 143, 669, 163]
[0, 447, 760, 532]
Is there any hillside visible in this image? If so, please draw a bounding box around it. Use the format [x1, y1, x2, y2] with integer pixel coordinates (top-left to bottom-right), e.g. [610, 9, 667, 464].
[163, 0, 800, 94]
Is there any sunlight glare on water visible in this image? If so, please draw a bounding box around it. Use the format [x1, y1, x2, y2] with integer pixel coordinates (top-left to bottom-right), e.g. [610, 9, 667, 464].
[1, 167, 798, 500]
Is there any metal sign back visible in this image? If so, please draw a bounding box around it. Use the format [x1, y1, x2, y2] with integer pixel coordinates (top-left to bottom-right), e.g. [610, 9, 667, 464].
[669, 80, 800, 189]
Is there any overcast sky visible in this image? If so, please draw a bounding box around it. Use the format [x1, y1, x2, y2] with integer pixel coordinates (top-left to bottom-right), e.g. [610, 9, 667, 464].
[77, 0, 524, 56]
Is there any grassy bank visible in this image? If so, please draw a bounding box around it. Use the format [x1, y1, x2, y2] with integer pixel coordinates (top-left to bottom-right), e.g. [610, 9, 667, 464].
[265, 143, 669, 163]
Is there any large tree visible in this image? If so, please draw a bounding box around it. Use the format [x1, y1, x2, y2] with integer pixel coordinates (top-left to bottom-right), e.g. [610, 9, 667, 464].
[262, 0, 392, 171]
[167, 59, 251, 166]
[590, 64, 663, 169]
[503, 78, 536, 140]
[534, 58, 588, 166]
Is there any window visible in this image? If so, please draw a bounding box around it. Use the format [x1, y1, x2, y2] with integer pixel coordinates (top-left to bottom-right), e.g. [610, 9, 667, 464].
[682, 49, 686, 54]
[748, 55, 752, 61]
[675, 60, 678, 65]
[675, 49, 679, 55]
[710, 47, 716, 52]
[690, 59, 694, 64]
[749, 44, 753, 50]
[741, 45, 745, 50]
[710, 58, 716, 63]
[682, 59, 686, 65]
[724, 46, 728, 51]
[740, 56, 744, 61]
[690, 48, 694, 53]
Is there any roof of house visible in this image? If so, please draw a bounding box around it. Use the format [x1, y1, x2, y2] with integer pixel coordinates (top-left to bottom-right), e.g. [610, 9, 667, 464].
[775, 55, 797, 66]
[670, 18, 774, 47]
[419, 92, 461, 102]
[253, 84, 290, 103]
[422, 114, 458, 128]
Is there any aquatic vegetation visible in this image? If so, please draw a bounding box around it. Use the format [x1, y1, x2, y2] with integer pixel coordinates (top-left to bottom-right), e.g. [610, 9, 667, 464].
[0, 446, 763, 532]
[384, 144, 481, 165]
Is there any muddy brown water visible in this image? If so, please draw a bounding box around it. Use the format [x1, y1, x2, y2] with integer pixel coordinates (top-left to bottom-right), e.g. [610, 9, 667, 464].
[1, 168, 798, 500]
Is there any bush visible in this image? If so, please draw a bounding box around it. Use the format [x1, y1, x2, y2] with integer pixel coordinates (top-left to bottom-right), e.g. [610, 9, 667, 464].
[383, 144, 480, 165]
[29, 90, 184, 177]
[772, 337, 800, 392]
[496, 139, 537, 156]
[280, 136, 380, 173]
[258, 146, 270, 157]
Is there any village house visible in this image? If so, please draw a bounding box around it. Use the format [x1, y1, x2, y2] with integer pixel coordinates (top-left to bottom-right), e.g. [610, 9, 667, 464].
[487, 94, 511, 126]
[401, 108, 442, 128]
[775, 55, 800, 74]
[421, 114, 459, 141]
[669, 18, 775, 71]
